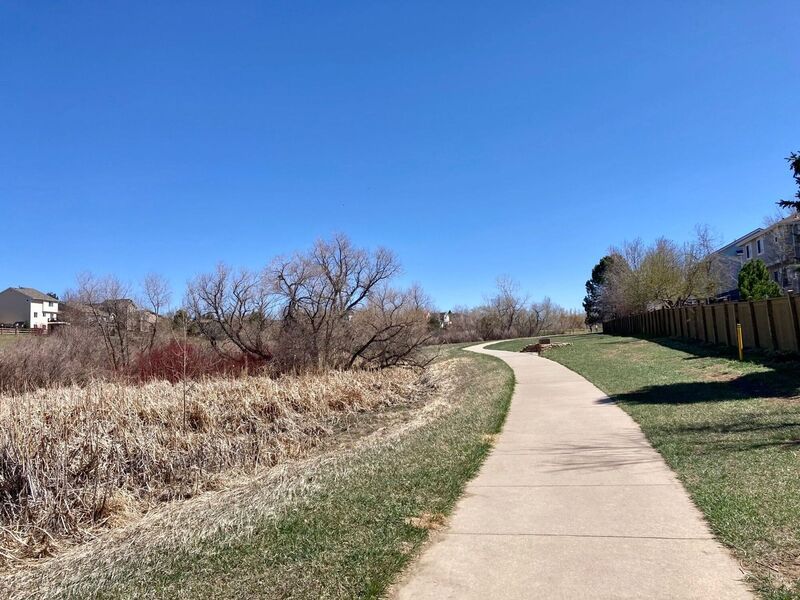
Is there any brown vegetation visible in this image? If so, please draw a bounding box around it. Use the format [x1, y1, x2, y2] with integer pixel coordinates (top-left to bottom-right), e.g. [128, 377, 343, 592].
[0, 329, 256, 393]
[189, 235, 432, 371]
[0, 366, 435, 564]
[432, 278, 585, 344]
[0, 328, 108, 392]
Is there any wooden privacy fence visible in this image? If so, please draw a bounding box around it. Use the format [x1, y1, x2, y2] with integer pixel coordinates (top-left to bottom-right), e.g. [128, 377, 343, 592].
[603, 296, 800, 354]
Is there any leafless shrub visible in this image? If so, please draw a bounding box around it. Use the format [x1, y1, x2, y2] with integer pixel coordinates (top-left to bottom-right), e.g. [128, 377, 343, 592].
[433, 279, 584, 343]
[63, 273, 173, 372]
[0, 328, 109, 392]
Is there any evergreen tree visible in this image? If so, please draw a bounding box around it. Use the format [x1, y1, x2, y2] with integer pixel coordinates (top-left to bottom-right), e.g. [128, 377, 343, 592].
[777, 151, 800, 211]
[583, 256, 613, 325]
[738, 259, 782, 300]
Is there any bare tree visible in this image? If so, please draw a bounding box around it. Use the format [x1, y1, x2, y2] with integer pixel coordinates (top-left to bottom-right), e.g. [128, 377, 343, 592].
[187, 264, 276, 361]
[142, 273, 172, 352]
[189, 235, 430, 371]
[522, 297, 555, 337]
[65, 273, 173, 372]
[346, 285, 432, 369]
[488, 276, 528, 337]
[270, 234, 401, 369]
[67, 274, 134, 371]
[682, 225, 724, 301]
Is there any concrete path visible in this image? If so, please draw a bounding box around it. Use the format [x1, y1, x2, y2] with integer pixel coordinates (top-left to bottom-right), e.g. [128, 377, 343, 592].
[393, 343, 753, 600]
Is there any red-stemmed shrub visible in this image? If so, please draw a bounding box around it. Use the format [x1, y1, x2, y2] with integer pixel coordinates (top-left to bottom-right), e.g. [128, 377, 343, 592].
[134, 340, 266, 382]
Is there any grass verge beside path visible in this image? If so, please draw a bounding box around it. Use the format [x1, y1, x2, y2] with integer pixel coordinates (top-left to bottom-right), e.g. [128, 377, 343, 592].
[485, 333, 593, 352]
[4, 345, 513, 600]
[536, 335, 800, 600]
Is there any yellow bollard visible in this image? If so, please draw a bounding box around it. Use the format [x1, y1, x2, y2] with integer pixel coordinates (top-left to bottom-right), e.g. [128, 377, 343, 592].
[736, 323, 744, 361]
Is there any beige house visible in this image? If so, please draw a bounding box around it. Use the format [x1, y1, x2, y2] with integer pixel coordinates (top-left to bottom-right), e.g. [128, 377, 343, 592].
[63, 298, 158, 332]
[0, 287, 60, 329]
[713, 214, 800, 298]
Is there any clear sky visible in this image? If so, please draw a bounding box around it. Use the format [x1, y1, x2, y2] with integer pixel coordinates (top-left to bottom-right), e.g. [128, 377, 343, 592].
[2, 2, 798, 310]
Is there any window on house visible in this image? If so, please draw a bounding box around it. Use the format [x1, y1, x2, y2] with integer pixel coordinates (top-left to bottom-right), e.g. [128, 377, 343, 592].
[33, 312, 38, 318]
[757, 239, 763, 254]
[774, 271, 780, 282]
[745, 244, 751, 259]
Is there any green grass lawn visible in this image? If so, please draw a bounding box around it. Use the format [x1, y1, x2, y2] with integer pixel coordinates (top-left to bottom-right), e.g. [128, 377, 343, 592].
[536, 335, 800, 599]
[484, 332, 596, 352]
[6, 346, 514, 599]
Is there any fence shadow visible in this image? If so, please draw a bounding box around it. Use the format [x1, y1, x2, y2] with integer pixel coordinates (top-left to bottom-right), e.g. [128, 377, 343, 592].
[596, 337, 800, 406]
[600, 374, 798, 406]
[634, 335, 800, 367]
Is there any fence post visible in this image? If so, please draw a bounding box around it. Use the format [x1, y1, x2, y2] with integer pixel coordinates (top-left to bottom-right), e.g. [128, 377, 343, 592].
[748, 301, 761, 348]
[695, 306, 701, 341]
[710, 305, 718, 344]
[788, 294, 800, 353]
[737, 323, 744, 361]
[766, 298, 778, 350]
[723, 303, 732, 347]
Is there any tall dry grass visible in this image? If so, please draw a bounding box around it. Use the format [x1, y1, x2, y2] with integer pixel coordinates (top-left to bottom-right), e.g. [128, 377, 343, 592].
[0, 367, 434, 564]
[0, 329, 109, 392]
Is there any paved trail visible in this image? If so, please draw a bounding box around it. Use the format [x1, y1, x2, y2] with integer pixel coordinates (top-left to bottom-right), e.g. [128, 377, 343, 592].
[394, 343, 752, 599]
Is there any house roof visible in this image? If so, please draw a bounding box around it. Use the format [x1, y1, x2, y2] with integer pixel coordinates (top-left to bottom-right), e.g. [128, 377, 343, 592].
[714, 228, 764, 254]
[3, 287, 58, 302]
[738, 214, 800, 244]
[99, 298, 140, 312]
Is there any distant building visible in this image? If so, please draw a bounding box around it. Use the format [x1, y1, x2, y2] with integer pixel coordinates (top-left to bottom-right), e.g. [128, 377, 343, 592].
[0, 287, 60, 329]
[427, 310, 452, 329]
[63, 298, 158, 332]
[713, 214, 800, 299]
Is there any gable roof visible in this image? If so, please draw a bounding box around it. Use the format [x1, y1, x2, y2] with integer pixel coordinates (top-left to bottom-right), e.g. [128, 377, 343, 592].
[715, 227, 764, 253]
[2, 287, 58, 302]
[735, 214, 800, 245]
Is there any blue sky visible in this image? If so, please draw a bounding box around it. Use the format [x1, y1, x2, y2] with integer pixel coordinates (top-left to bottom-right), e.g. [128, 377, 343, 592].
[2, 1, 798, 310]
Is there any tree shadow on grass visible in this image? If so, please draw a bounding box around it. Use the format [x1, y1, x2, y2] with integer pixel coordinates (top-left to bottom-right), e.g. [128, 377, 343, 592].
[598, 371, 800, 406]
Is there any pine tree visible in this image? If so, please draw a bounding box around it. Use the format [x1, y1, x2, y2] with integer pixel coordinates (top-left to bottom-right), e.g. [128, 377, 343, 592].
[583, 256, 613, 325]
[777, 151, 800, 211]
[738, 259, 782, 300]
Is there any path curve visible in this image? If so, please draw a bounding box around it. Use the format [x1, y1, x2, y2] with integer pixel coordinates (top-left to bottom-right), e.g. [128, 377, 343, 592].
[394, 343, 752, 599]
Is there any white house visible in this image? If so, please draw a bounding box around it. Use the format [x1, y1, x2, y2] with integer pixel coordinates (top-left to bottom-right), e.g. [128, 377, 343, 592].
[0, 287, 60, 329]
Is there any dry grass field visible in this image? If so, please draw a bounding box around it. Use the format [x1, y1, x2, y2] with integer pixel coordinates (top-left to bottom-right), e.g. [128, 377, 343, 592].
[0, 367, 432, 564]
[0, 345, 515, 599]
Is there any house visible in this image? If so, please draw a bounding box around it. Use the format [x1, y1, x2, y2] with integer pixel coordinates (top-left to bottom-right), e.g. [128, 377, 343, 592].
[99, 299, 158, 331]
[427, 310, 452, 329]
[713, 214, 800, 298]
[0, 287, 60, 329]
[60, 301, 114, 326]
[63, 298, 159, 332]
